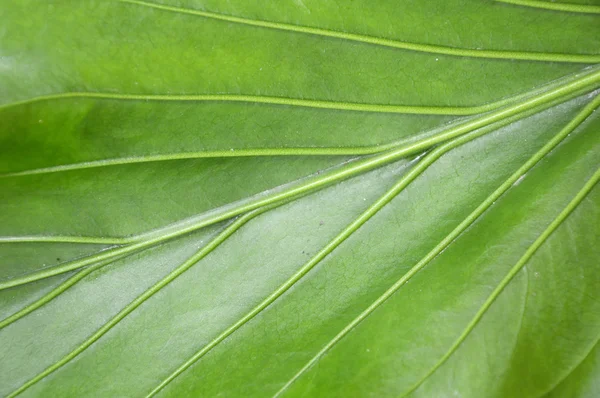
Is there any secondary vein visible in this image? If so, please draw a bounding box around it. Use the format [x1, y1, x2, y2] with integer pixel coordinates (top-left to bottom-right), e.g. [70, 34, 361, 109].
[0, 235, 132, 245]
[0, 256, 126, 330]
[402, 167, 600, 397]
[538, 338, 600, 397]
[273, 93, 600, 397]
[0, 88, 585, 371]
[0, 68, 597, 292]
[0, 67, 595, 178]
[6, 205, 276, 398]
[0, 147, 410, 178]
[496, 0, 600, 14]
[117, 0, 599, 63]
[0, 84, 553, 115]
[144, 97, 544, 397]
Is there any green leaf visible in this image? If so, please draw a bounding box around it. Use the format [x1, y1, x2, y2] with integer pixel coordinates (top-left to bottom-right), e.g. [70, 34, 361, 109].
[1, 0, 599, 397]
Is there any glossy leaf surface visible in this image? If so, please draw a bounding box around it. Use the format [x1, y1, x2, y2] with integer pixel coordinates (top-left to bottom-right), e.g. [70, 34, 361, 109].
[1, 0, 599, 397]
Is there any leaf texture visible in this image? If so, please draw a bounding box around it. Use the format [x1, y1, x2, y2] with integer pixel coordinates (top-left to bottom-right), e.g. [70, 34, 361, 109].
[0, 0, 599, 397]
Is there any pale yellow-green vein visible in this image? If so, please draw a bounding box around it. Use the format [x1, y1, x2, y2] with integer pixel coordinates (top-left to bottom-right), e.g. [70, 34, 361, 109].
[273, 93, 600, 397]
[6, 205, 277, 397]
[118, 0, 600, 63]
[0, 77, 568, 115]
[496, 0, 600, 14]
[0, 235, 132, 245]
[0, 256, 125, 330]
[144, 95, 545, 397]
[1, 67, 598, 292]
[0, 88, 583, 344]
[1, 68, 596, 178]
[402, 167, 600, 396]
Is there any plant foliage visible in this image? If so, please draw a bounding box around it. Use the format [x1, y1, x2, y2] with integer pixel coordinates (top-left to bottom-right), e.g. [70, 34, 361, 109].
[1, 0, 599, 397]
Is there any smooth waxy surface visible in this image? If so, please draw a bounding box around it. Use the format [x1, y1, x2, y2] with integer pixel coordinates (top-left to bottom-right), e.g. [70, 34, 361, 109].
[1, 1, 599, 397]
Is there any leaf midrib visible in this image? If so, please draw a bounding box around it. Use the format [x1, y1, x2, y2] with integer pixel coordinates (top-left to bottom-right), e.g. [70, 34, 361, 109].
[0, 70, 587, 178]
[1, 69, 598, 292]
[1, 67, 596, 179]
[6, 87, 599, 398]
[0, 95, 560, 329]
[272, 94, 600, 398]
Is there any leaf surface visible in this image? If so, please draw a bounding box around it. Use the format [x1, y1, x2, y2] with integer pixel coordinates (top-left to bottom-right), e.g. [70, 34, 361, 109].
[1, 0, 599, 397]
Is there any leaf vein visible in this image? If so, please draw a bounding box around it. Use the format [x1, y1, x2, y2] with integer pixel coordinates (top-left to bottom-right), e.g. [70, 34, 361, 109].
[143, 95, 561, 396]
[0, 87, 583, 362]
[2, 68, 596, 178]
[0, 87, 555, 115]
[0, 236, 131, 245]
[496, 0, 600, 14]
[272, 93, 600, 397]
[0, 257, 123, 330]
[117, 0, 600, 63]
[1, 71, 596, 292]
[402, 167, 600, 397]
[537, 337, 600, 398]
[6, 206, 275, 397]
